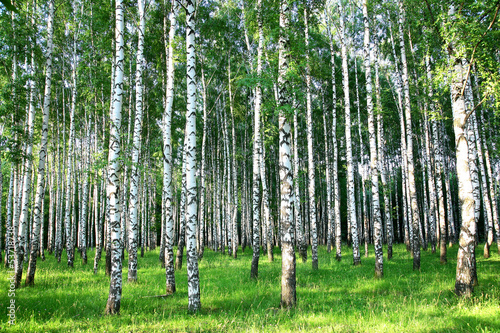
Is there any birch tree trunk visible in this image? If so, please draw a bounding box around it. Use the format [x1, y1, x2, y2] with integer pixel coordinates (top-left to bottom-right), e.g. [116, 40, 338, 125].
[15, 3, 37, 286]
[292, 94, 307, 262]
[127, 0, 146, 283]
[363, 0, 382, 277]
[161, 0, 177, 294]
[184, 0, 201, 312]
[105, 0, 124, 314]
[26, 0, 55, 286]
[339, 0, 360, 265]
[322, 103, 333, 254]
[3, 166, 13, 268]
[448, 6, 476, 296]
[279, 0, 296, 308]
[326, 13, 342, 261]
[250, 0, 263, 280]
[304, 6, 318, 271]
[198, 65, 207, 259]
[63, 0, 82, 269]
[398, 0, 420, 270]
[374, 43, 392, 260]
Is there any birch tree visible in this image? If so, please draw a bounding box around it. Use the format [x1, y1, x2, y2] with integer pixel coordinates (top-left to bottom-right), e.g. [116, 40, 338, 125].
[447, 5, 476, 297]
[184, 0, 201, 312]
[363, 0, 382, 277]
[304, 5, 318, 270]
[279, 0, 296, 308]
[339, 0, 360, 265]
[397, 0, 420, 270]
[25, 0, 54, 286]
[127, 0, 146, 283]
[105, 0, 125, 314]
[250, 0, 263, 280]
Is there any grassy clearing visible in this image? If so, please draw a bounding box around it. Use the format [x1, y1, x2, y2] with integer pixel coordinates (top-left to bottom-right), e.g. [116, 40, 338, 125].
[1, 244, 499, 332]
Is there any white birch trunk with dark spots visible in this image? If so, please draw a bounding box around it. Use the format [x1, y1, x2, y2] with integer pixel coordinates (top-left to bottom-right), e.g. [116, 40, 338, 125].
[279, 0, 296, 308]
[363, 0, 382, 277]
[304, 6, 318, 271]
[127, 0, 146, 283]
[339, 0, 360, 265]
[15, 20, 37, 287]
[397, 0, 420, 270]
[161, 0, 177, 294]
[105, 0, 124, 314]
[3, 166, 14, 268]
[198, 65, 207, 259]
[293, 94, 307, 262]
[322, 105, 333, 254]
[448, 6, 476, 296]
[25, 0, 54, 286]
[464, 70, 480, 239]
[326, 13, 342, 261]
[184, 0, 201, 312]
[374, 44, 392, 260]
[250, 0, 263, 280]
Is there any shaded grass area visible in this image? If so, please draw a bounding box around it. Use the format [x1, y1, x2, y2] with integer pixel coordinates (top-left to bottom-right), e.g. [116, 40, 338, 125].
[1, 244, 499, 332]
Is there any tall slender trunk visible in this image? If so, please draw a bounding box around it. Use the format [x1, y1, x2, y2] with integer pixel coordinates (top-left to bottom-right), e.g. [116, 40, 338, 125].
[464, 69, 480, 245]
[26, 0, 55, 286]
[4, 166, 14, 268]
[354, 57, 368, 258]
[161, 0, 176, 293]
[322, 102, 333, 254]
[250, 0, 263, 280]
[293, 94, 306, 262]
[424, 54, 438, 254]
[79, 124, 90, 264]
[397, 0, 420, 270]
[183, 0, 201, 312]
[304, 6, 318, 271]
[448, 6, 476, 297]
[198, 65, 207, 259]
[374, 44, 392, 260]
[15, 0, 37, 286]
[127, 0, 146, 283]
[279, 0, 295, 308]
[260, 129, 272, 262]
[105, 0, 124, 314]
[326, 13, 342, 261]
[363, 0, 382, 277]
[339, 0, 360, 265]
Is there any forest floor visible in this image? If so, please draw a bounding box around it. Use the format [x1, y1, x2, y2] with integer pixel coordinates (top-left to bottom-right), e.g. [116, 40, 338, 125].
[1, 243, 499, 332]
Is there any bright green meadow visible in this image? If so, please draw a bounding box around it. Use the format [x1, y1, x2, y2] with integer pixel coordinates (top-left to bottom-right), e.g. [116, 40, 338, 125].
[1, 244, 499, 332]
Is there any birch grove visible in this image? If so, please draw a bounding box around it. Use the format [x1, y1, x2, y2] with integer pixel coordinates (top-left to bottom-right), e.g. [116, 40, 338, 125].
[1, 0, 500, 316]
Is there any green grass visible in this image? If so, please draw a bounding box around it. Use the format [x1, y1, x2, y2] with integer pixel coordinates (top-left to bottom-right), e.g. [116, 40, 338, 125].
[1, 244, 499, 332]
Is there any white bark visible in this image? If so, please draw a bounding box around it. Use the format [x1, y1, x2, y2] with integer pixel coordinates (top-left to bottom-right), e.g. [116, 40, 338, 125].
[25, 0, 54, 286]
[15, 5, 37, 286]
[279, 0, 295, 308]
[250, 0, 263, 280]
[184, 0, 200, 312]
[105, 0, 124, 314]
[339, 0, 360, 265]
[161, 0, 177, 294]
[448, 6, 476, 296]
[128, 0, 146, 283]
[363, 0, 382, 277]
[398, 0, 420, 269]
[304, 7, 318, 270]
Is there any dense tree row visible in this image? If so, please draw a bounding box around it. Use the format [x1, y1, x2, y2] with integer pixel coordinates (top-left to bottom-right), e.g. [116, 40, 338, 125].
[1, 0, 499, 313]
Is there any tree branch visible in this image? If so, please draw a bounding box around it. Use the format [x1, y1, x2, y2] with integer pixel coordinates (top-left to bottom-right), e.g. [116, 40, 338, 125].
[460, 1, 500, 97]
